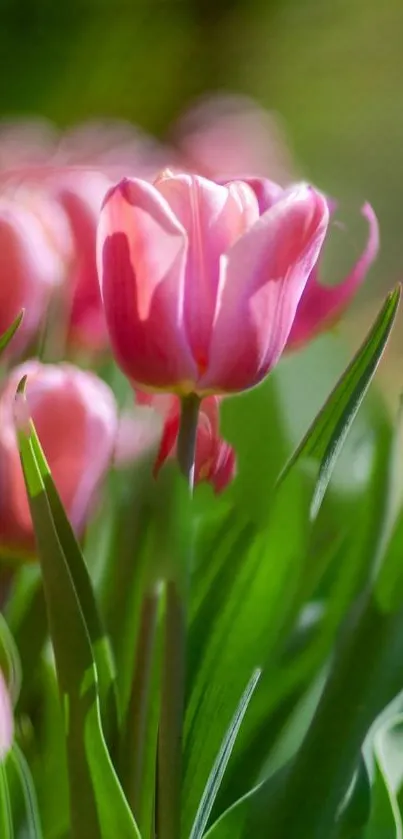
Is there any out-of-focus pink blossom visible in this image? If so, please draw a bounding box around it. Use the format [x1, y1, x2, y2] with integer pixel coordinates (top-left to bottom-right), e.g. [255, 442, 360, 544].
[0, 361, 117, 557]
[0, 187, 72, 355]
[242, 179, 379, 350]
[136, 392, 236, 493]
[0, 671, 13, 761]
[98, 171, 328, 395]
[51, 171, 112, 351]
[172, 93, 296, 184]
[0, 119, 172, 354]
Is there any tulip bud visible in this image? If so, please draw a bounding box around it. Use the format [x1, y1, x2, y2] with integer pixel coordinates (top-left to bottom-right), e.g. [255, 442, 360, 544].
[0, 361, 117, 557]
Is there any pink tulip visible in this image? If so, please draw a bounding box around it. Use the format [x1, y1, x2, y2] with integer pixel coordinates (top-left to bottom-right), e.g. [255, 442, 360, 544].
[98, 172, 329, 395]
[51, 171, 112, 351]
[0, 119, 172, 354]
[0, 187, 72, 355]
[0, 361, 117, 556]
[0, 671, 13, 761]
[241, 179, 379, 350]
[172, 93, 295, 184]
[134, 392, 236, 492]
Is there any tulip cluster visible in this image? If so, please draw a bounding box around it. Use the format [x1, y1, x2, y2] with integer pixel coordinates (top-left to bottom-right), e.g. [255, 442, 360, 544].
[0, 99, 380, 560]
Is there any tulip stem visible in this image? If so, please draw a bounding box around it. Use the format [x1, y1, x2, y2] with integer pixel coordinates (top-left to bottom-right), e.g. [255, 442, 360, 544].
[158, 394, 200, 839]
[177, 393, 200, 491]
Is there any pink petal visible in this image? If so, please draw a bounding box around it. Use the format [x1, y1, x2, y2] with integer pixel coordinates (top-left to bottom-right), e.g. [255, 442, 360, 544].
[241, 177, 285, 214]
[201, 185, 329, 393]
[155, 173, 259, 377]
[98, 178, 198, 391]
[286, 203, 379, 349]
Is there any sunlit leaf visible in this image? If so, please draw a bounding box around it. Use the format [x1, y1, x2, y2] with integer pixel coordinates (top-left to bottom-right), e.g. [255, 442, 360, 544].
[279, 286, 400, 517]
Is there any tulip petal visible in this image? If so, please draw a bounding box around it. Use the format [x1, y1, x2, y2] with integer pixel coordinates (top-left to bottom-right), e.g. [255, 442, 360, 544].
[155, 173, 259, 377]
[201, 186, 329, 392]
[98, 178, 198, 391]
[287, 202, 379, 349]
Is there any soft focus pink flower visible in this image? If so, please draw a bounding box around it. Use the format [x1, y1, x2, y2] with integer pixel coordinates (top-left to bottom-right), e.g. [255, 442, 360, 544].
[98, 172, 329, 396]
[0, 187, 72, 355]
[51, 171, 112, 351]
[172, 93, 295, 184]
[0, 361, 117, 556]
[0, 671, 13, 761]
[0, 118, 172, 354]
[242, 179, 379, 350]
[135, 392, 236, 492]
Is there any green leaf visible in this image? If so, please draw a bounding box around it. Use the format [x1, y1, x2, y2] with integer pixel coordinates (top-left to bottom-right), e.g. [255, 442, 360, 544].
[248, 594, 403, 839]
[189, 669, 261, 839]
[365, 715, 403, 838]
[29, 424, 119, 744]
[5, 745, 43, 839]
[16, 391, 140, 839]
[0, 311, 24, 356]
[279, 285, 401, 518]
[203, 787, 258, 839]
[0, 614, 21, 708]
[336, 755, 371, 838]
[0, 763, 13, 839]
[183, 470, 308, 837]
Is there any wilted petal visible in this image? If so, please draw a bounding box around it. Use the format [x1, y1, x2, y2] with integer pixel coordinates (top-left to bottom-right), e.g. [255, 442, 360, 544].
[98, 178, 198, 391]
[201, 186, 329, 392]
[287, 202, 379, 349]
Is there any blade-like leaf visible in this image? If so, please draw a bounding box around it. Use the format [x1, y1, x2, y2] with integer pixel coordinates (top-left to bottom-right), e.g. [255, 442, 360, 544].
[365, 715, 403, 838]
[279, 286, 401, 517]
[0, 763, 13, 839]
[16, 390, 140, 839]
[183, 470, 308, 837]
[6, 745, 43, 839]
[0, 311, 24, 356]
[189, 669, 261, 839]
[29, 422, 119, 743]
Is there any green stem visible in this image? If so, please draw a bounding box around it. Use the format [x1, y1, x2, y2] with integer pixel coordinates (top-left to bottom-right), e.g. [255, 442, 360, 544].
[176, 393, 200, 491]
[158, 393, 200, 839]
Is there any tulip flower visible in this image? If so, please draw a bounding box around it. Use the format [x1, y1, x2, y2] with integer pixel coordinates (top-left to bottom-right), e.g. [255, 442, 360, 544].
[172, 92, 295, 184]
[0, 188, 72, 356]
[98, 172, 329, 396]
[0, 671, 13, 761]
[0, 119, 171, 354]
[0, 361, 117, 557]
[134, 391, 236, 492]
[241, 178, 379, 350]
[52, 171, 112, 351]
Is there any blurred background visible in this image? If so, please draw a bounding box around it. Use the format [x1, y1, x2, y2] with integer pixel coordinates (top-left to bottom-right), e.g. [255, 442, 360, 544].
[1, 0, 402, 407]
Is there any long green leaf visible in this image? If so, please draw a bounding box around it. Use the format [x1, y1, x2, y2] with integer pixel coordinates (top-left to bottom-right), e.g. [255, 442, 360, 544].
[365, 715, 403, 838]
[0, 311, 24, 356]
[29, 422, 119, 743]
[189, 669, 261, 839]
[0, 763, 13, 839]
[16, 392, 140, 839]
[279, 286, 401, 517]
[6, 745, 43, 839]
[183, 470, 308, 837]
